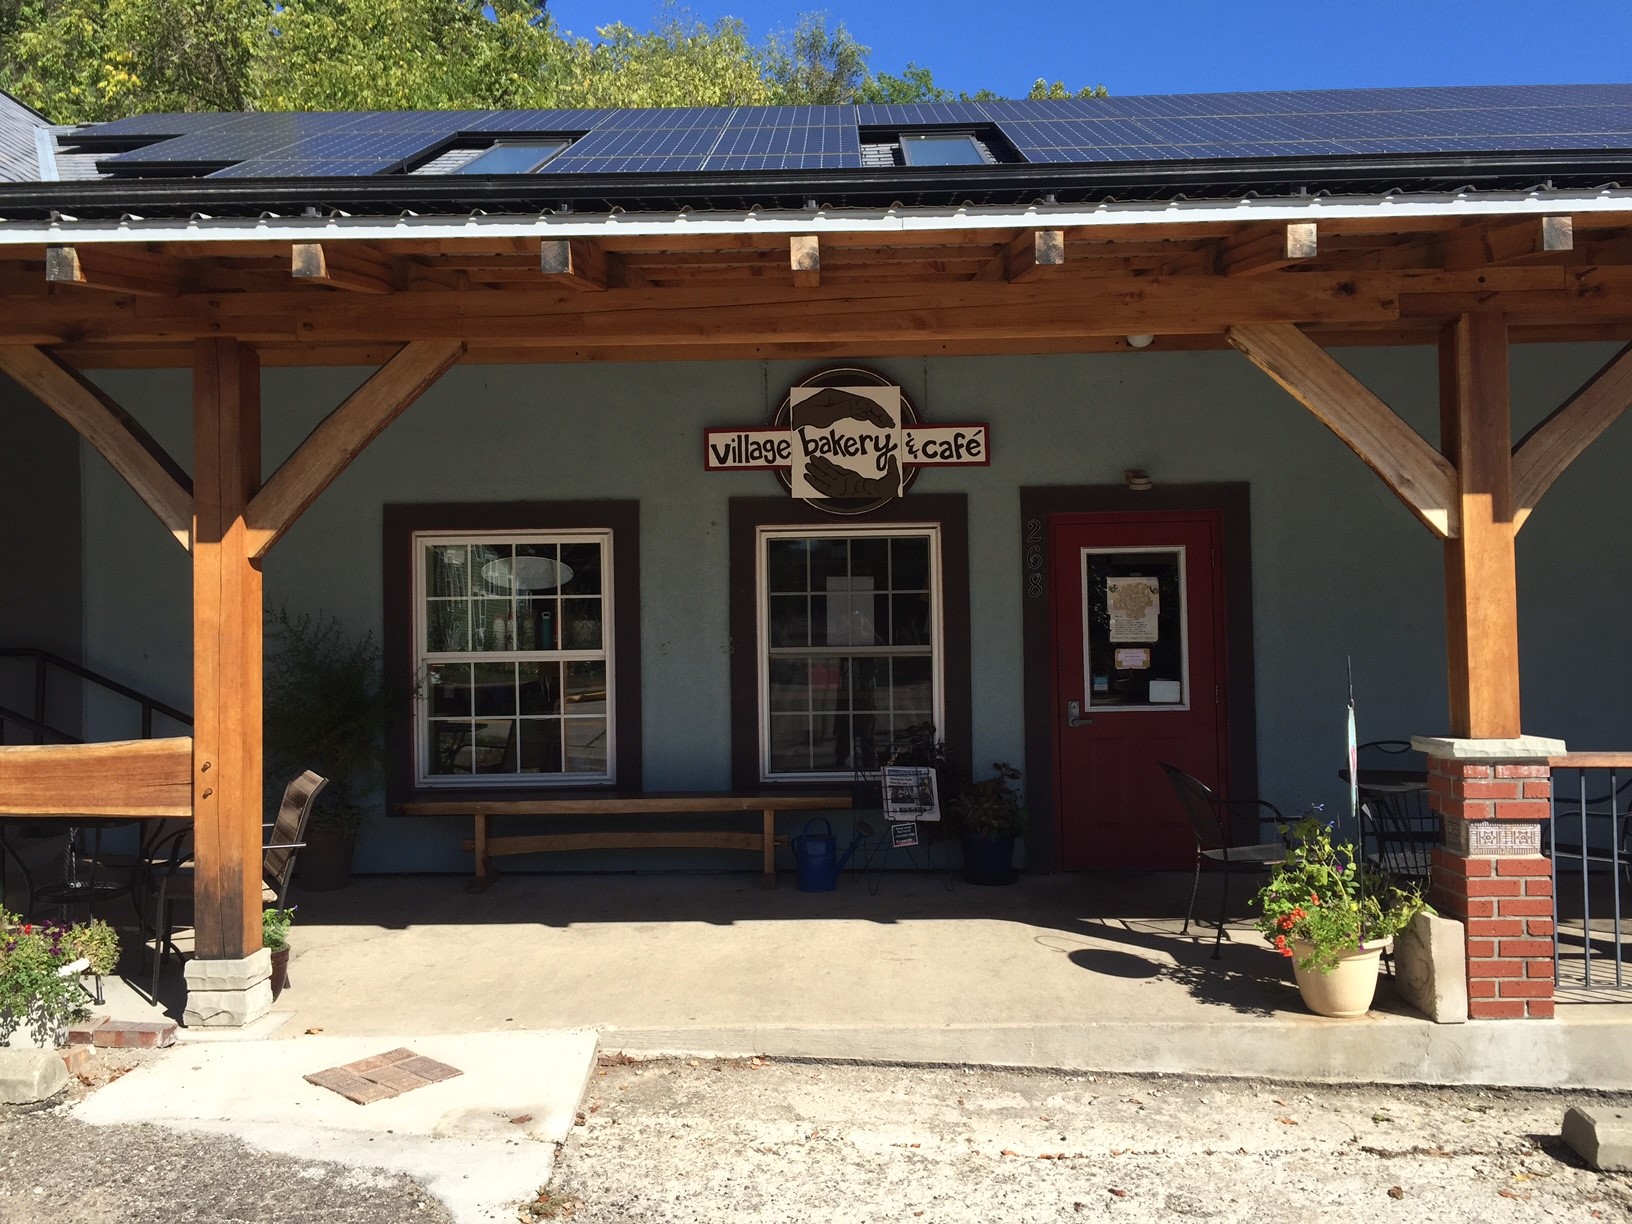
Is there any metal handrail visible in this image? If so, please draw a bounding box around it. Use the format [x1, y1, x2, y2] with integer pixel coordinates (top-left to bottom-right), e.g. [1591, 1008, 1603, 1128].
[0, 647, 192, 745]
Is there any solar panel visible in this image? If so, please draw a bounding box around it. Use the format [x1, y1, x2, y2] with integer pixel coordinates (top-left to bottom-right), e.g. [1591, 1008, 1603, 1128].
[67, 84, 1632, 181]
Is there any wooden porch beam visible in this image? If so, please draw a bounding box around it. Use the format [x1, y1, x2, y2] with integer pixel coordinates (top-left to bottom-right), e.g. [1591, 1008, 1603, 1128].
[0, 275, 1403, 346]
[0, 344, 193, 547]
[790, 235, 820, 288]
[1511, 338, 1632, 530]
[191, 337, 264, 962]
[1442, 216, 1574, 270]
[46, 244, 182, 296]
[540, 238, 608, 290]
[1227, 323, 1459, 537]
[1219, 222, 1318, 276]
[245, 339, 464, 559]
[291, 242, 399, 294]
[975, 229, 1065, 282]
[1440, 312, 1521, 739]
[0, 737, 193, 816]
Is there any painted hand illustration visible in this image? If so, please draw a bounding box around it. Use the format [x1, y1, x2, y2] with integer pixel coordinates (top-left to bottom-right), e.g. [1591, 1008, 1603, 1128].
[794, 388, 896, 430]
[803, 452, 902, 499]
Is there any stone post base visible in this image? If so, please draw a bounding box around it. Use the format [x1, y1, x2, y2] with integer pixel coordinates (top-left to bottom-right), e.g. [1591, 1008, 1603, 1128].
[1414, 734, 1563, 1020]
[183, 947, 273, 1028]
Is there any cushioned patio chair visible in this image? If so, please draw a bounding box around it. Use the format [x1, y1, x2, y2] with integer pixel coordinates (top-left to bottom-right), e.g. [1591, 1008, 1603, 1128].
[1160, 763, 1291, 958]
[148, 770, 327, 1000]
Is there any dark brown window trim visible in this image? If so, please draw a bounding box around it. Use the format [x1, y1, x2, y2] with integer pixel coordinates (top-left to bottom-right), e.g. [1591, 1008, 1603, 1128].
[728, 495, 971, 793]
[383, 500, 642, 811]
[1018, 484, 1257, 873]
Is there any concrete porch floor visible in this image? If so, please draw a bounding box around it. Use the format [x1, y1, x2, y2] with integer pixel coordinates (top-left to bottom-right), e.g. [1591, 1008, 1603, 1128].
[158, 868, 1631, 1090]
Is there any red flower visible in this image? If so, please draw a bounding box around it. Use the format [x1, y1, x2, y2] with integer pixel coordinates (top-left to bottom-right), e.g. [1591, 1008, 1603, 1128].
[1277, 916, 1294, 931]
[1309, 894, 1321, 906]
[20, 924, 31, 935]
[1280, 946, 1296, 958]
[1273, 934, 1287, 948]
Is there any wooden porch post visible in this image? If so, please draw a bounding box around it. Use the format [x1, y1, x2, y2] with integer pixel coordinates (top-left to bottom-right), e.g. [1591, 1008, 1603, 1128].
[191, 338, 263, 963]
[1439, 312, 1521, 739]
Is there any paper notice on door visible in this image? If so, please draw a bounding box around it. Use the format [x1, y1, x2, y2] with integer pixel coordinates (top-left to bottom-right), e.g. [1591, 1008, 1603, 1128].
[1106, 576, 1160, 642]
[1114, 647, 1151, 670]
[1148, 679, 1183, 704]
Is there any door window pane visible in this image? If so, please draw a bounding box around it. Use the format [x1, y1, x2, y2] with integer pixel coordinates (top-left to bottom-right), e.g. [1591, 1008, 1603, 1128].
[1083, 548, 1188, 708]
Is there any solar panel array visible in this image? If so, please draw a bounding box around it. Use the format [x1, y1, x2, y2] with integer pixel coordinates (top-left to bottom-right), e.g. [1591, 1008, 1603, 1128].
[70, 84, 1632, 180]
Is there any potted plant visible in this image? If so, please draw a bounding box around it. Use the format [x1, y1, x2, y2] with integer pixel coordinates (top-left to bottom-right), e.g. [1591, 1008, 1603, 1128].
[948, 762, 1027, 885]
[1255, 813, 1427, 1018]
[265, 606, 394, 891]
[262, 906, 295, 999]
[0, 911, 119, 1048]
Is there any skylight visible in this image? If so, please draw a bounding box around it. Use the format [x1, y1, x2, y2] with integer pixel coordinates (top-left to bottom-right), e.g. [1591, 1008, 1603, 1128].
[899, 134, 987, 167]
[456, 140, 570, 175]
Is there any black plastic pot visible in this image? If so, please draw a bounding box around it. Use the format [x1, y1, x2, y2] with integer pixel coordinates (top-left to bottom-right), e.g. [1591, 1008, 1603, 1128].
[959, 831, 1019, 885]
[295, 830, 356, 891]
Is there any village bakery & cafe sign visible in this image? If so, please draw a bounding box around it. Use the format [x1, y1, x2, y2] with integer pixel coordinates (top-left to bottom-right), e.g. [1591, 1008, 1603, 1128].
[705, 368, 989, 511]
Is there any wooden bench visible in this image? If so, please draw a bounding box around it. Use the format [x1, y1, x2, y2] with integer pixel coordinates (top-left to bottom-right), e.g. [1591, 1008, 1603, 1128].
[398, 793, 852, 892]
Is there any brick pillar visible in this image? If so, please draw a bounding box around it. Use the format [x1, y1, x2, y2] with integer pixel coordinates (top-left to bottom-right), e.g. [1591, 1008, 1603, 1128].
[1417, 736, 1564, 1020]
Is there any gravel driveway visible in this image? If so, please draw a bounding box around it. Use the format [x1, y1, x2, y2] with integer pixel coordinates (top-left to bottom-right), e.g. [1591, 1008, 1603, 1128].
[6, 1050, 1632, 1223]
[548, 1056, 1632, 1224]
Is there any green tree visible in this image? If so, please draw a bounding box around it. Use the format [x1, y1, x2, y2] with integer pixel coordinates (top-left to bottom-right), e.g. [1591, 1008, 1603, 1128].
[253, 0, 566, 112]
[1027, 78, 1108, 100]
[856, 63, 952, 105]
[0, 1, 1103, 122]
[3, 0, 264, 120]
[762, 12, 870, 104]
[559, 14, 771, 108]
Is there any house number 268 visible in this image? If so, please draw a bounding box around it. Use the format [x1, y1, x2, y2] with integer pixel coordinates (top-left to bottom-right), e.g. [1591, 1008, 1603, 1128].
[1025, 518, 1044, 598]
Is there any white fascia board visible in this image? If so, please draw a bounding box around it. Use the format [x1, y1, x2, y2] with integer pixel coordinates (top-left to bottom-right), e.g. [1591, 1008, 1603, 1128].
[4, 187, 1632, 246]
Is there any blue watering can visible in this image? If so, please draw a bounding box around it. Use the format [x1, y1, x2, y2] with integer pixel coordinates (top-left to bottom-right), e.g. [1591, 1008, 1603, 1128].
[791, 817, 864, 892]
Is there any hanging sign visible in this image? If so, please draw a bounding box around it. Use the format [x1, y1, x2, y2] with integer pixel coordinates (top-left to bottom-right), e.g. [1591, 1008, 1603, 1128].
[704, 368, 988, 510]
[882, 764, 941, 823]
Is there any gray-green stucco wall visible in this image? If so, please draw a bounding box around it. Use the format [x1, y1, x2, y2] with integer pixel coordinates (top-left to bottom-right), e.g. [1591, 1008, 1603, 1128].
[0, 373, 82, 738]
[70, 345, 1627, 872]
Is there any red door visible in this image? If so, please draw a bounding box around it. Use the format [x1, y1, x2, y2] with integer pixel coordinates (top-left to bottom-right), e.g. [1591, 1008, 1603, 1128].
[1050, 511, 1230, 870]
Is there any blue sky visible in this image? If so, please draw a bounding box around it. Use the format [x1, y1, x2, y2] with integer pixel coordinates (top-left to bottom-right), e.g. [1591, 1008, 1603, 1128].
[547, 2, 1632, 98]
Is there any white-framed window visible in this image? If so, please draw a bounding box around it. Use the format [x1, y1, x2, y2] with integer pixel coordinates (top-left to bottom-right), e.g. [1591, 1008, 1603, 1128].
[413, 530, 613, 786]
[756, 524, 943, 781]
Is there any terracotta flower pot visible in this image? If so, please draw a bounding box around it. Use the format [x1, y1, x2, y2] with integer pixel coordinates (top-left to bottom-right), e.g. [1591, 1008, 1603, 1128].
[1290, 939, 1385, 1018]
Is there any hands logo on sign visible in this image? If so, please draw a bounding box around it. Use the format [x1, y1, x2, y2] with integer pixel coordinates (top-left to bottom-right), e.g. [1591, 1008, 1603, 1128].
[789, 386, 905, 501]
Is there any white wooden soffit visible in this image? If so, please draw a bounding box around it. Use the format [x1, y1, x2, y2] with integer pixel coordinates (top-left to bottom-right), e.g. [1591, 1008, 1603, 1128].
[1226, 323, 1460, 538]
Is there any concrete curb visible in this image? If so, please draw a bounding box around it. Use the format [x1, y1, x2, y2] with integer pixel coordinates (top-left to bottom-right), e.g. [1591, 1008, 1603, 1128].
[598, 1017, 1632, 1089]
[0, 1047, 69, 1104]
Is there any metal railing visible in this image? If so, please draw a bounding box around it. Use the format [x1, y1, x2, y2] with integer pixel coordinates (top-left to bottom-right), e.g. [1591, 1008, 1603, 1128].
[0, 648, 192, 746]
[1548, 754, 1632, 1000]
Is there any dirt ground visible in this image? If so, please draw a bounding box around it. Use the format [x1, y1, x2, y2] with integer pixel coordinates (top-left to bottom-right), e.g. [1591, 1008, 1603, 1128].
[546, 1056, 1632, 1224]
[0, 1049, 453, 1224]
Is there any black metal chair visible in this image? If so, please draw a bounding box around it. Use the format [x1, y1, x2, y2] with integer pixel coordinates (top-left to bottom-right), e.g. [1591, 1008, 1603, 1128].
[1160, 763, 1290, 957]
[1350, 740, 1435, 884]
[149, 770, 326, 1000]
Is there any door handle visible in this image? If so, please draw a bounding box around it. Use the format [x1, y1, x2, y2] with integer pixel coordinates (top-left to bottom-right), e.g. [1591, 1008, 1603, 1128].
[1067, 699, 1092, 728]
